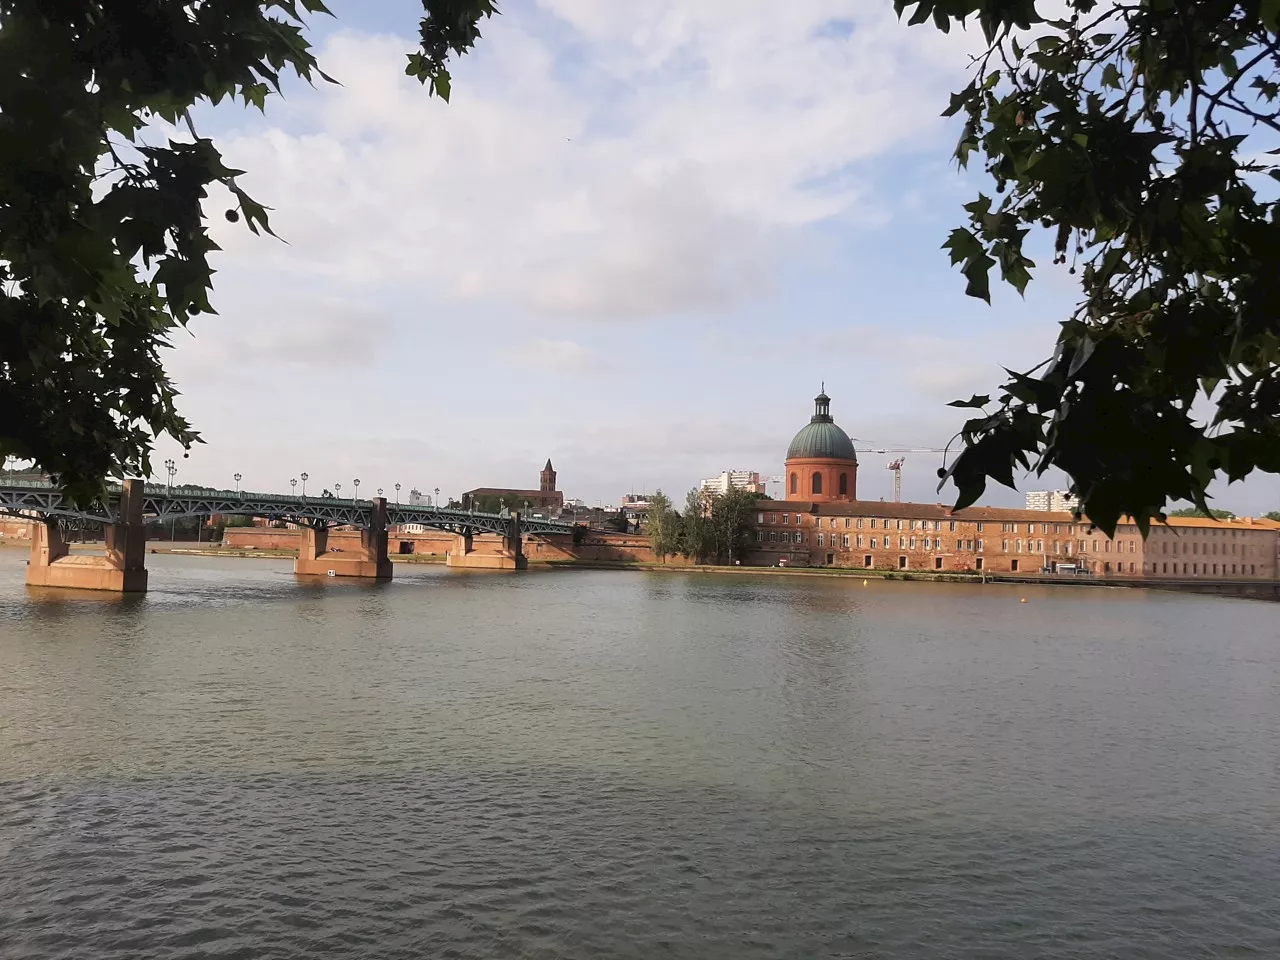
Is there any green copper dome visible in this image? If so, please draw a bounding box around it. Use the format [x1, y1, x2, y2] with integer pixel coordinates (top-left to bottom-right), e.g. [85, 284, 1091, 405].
[786, 392, 858, 461]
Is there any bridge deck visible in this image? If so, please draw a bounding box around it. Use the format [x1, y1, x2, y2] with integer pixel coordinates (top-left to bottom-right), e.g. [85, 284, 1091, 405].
[0, 482, 578, 537]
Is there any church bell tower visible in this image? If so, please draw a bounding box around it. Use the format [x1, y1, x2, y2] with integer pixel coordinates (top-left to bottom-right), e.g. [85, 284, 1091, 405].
[540, 459, 557, 493]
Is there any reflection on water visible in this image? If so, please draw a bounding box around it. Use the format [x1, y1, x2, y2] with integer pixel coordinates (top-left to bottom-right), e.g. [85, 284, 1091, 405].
[1, 550, 1278, 958]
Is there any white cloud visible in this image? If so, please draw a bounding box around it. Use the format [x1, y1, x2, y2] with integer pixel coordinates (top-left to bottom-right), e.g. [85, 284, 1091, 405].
[204, 3, 975, 323]
[501, 338, 597, 372]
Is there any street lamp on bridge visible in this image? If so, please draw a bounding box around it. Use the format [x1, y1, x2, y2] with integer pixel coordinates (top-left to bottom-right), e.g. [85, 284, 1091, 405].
[300, 473, 309, 498]
[335, 482, 342, 499]
[234, 472, 242, 495]
[291, 478, 297, 497]
[435, 487, 440, 508]
[395, 483, 401, 504]
[164, 459, 177, 540]
[377, 487, 383, 498]
[353, 478, 360, 500]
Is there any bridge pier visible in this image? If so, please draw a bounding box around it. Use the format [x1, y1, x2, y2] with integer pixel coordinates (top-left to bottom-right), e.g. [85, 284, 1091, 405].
[446, 514, 527, 570]
[26, 478, 148, 592]
[294, 496, 393, 580]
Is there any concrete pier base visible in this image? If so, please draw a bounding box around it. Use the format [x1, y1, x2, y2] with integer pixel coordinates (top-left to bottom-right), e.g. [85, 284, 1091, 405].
[445, 520, 527, 570]
[26, 479, 148, 593]
[294, 497, 393, 580]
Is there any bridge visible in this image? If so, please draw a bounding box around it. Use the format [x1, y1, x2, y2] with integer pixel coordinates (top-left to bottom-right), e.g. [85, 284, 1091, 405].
[0, 479, 580, 592]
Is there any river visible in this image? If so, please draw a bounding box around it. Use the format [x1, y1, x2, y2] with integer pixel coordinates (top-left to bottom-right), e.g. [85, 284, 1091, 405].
[1, 551, 1278, 958]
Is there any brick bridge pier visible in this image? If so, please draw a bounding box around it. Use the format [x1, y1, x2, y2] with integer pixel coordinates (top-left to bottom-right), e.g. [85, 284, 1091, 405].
[26, 479, 148, 592]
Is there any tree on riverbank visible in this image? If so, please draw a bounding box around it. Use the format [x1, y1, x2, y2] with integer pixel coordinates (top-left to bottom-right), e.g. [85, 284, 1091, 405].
[644, 491, 681, 563]
[0, 0, 495, 503]
[680, 490, 712, 563]
[678, 487, 762, 565]
[900, 0, 1280, 534]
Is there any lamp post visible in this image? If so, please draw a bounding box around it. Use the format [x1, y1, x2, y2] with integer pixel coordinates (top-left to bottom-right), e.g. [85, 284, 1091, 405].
[300, 472, 309, 498]
[291, 478, 297, 497]
[353, 478, 360, 500]
[335, 482, 342, 499]
[394, 482, 401, 504]
[435, 487, 440, 508]
[377, 487, 383, 498]
[234, 472, 242, 495]
[164, 459, 177, 540]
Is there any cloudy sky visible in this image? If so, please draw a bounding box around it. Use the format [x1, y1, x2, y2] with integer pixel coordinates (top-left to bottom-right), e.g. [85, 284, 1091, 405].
[151, 0, 1277, 514]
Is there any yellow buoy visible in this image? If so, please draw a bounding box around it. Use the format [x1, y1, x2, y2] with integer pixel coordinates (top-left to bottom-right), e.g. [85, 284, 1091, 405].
[1020, 598, 1028, 603]
[863, 579, 868, 586]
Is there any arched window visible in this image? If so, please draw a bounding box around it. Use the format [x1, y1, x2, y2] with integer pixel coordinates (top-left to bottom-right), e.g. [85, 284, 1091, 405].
[790, 472, 798, 495]
[838, 473, 848, 496]
[812, 472, 823, 495]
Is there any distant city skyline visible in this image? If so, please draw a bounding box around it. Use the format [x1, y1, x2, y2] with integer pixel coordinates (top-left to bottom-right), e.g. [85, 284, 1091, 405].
[77, 0, 1273, 516]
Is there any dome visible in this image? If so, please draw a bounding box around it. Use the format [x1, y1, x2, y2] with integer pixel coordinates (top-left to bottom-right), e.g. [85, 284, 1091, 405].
[786, 392, 858, 461]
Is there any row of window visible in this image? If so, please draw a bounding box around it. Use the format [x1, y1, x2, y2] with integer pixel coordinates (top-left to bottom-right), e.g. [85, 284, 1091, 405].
[1153, 527, 1255, 538]
[759, 531, 806, 544]
[1157, 540, 1250, 556]
[761, 514, 962, 532]
[760, 514, 1103, 537]
[763, 532, 1086, 555]
[754, 530, 1273, 568]
[1147, 561, 1258, 576]
[759, 514, 1270, 546]
[849, 555, 1003, 571]
[789, 472, 850, 496]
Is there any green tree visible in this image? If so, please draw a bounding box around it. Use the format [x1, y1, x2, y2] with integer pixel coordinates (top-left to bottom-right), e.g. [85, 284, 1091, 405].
[469, 494, 529, 514]
[680, 488, 713, 563]
[644, 490, 682, 562]
[900, 0, 1280, 536]
[1265, 511, 1280, 522]
[1169, 507, 1236, 520]
[0, 0, 496, 503]
[708, 488, 764, 564]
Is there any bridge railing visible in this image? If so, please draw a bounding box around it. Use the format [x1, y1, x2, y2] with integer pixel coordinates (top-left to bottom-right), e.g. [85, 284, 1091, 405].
[1, 480, 581, 534]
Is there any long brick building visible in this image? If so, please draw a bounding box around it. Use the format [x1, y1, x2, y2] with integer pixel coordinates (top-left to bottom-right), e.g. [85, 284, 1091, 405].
[743, 392, 1280, 580]
[461, 459, 564, 514]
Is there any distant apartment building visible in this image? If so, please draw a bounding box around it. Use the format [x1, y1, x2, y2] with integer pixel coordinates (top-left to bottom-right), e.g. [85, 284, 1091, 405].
[620, 494, 651, 523]
[700, 470, 766, 496]
[1025, 489, 1079, 512]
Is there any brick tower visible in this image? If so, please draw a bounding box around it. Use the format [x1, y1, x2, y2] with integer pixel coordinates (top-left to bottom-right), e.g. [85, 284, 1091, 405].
[540, 458, 557, 493]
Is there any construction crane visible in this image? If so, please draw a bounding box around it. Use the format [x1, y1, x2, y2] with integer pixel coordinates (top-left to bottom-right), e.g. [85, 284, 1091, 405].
[887, 458, 906, 502]
[853, 442, 948, 502]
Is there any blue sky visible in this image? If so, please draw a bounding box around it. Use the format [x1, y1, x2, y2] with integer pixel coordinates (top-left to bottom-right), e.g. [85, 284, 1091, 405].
[151, 0, 1278, 515]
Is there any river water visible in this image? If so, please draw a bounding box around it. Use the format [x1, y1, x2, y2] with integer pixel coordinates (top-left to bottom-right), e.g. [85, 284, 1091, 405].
[1, 551, 1278, 959]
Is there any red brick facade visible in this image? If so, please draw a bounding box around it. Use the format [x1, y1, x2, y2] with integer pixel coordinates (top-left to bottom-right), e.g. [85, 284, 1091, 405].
[221, 525, 676, 565]
[747, 391, 1280, 581]
[744, 500, 1280, 580]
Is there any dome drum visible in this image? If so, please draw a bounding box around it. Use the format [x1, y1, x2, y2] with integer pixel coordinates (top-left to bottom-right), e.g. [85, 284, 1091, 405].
[785, 391, 858, 502]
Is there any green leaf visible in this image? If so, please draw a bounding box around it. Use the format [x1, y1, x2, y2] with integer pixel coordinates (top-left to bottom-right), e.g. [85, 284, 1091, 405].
[961, 251, 996, 302]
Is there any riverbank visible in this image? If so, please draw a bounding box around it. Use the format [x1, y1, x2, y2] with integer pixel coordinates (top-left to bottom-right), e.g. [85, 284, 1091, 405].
[5, 541, 1274, 600]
